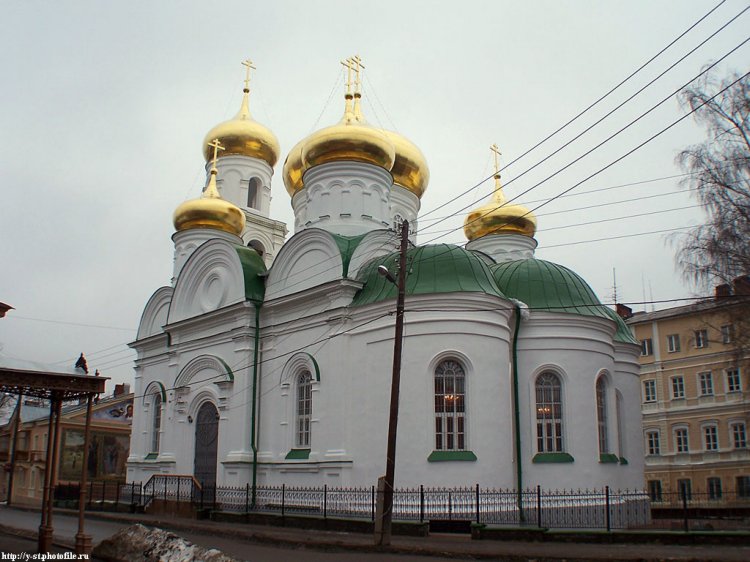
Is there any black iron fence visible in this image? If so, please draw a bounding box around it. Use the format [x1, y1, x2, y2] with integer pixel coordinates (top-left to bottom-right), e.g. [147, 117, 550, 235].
[57, 478, 750, 530]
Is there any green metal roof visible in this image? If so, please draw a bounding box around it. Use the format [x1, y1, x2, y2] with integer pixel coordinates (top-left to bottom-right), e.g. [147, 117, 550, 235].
[234, 245, 267, 303]
[352, 244, 506, 306]
[491, 259, 637, 344]
[330, 233, 367, 278]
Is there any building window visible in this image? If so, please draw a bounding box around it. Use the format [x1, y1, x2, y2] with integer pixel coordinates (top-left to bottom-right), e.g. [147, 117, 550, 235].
[150, 393, 162, 454]
[646, 430, 661, 455]
[643, 380, 657, 403]
[296, 371, 313, 448]
[535, 372, 563, 453]
[721, 324, 734, 344]
[667, 334, 681, 353]
[694, 329, 708, 349]
[671, 376, 685, 400]
[596, 377, 609, 454]
[703, 425, 719, 451]
[648, 480, 663, 502]
[708, 477, 722, 500]
[678, 479, 692, 501]
[737, 476, 750, 498]
[698, 372, 714, 396]
[674, 427, 689, 453]
[434, 359, 466, 451]
[726, 368, 742, 393]
[247, 177, 259, 209]
[640, 338, 653, 356]
[731, 422, 747, 448]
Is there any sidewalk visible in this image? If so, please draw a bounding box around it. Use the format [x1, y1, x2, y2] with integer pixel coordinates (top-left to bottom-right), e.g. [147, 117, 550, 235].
[1, 505, 749, 561]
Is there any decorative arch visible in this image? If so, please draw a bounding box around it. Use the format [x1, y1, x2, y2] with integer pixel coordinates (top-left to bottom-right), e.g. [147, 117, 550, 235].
[188, 389, 220, 420]
[169, 239, 246, 323]
[348, 229, 401, 280]
[136, 287, 173, 340]
[142, 381, 167, 404]
[280, 352, 321, 385]
[175, 355, 234, 389]
[265, 228, 344, 300]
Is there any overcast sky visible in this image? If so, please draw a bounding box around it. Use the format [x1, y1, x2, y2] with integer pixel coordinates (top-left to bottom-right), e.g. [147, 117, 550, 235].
[1, 1, 748, 392]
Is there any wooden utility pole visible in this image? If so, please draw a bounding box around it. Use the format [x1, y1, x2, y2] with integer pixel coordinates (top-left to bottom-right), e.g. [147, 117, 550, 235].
[374, 219, 409, 546]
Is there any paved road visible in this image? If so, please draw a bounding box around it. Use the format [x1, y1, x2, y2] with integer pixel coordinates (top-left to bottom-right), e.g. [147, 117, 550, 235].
[1, 506, 749, 561]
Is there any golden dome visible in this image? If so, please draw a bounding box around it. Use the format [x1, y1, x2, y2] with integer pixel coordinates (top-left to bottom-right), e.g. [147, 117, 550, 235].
[282, 138, 306, 197]
[202, 61, 279, 167]
[464, 146, 536, 240]
[383, 130, 429, 199]
[173, 167, 246, 236]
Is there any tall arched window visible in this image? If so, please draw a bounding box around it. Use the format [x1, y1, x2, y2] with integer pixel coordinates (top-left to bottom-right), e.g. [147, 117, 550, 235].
[536, 372, 563, 453]
[296, 371, 313, 448]
[247, 177, 260, 209]
[434, 359, 466, 451]
[596, 377, 609, 454]
[151, 393, 162, 454]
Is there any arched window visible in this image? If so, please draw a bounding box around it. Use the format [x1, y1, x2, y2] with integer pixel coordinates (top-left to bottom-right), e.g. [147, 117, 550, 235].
[151, 392, 162, 454]
[296, 371, 313, 448]
[536, 372, 563, 453]
[596, 377, 609, 454]
[247, 177, 260, 209]
[434, 359, 466, 451]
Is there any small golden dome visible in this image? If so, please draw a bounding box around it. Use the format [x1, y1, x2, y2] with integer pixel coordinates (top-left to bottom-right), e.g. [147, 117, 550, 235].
[173, 168, 246, 236]
[383, 130, 429, 199]
[203, 61, 279, 167]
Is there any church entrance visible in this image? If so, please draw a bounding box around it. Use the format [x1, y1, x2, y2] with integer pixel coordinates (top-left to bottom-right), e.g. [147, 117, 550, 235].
[193, 402, 219, 489]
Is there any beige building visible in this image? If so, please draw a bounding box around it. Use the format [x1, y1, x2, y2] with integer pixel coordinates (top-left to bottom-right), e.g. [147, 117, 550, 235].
[626, 279, 749, 504]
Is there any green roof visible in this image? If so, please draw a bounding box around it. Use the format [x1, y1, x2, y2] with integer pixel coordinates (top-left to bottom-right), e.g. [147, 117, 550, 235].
[330, 233, 367, 278]
[352, 244, 506, 306]
[235, 246, 267, 303]
[491, 259, 637, 344]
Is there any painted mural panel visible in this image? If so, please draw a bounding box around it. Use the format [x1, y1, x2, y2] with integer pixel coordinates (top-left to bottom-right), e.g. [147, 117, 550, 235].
[60, 429, 129, 481]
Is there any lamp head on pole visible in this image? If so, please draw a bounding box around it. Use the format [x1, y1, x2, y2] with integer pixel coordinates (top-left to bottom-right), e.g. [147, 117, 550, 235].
[377, 265, 396, 285]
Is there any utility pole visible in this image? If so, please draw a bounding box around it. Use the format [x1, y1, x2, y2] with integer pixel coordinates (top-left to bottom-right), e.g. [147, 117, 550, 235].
[374, 219, 409, 546]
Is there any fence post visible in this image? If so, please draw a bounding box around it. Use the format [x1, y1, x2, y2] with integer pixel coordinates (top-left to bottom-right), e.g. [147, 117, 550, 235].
[323, 484, 327, 520]
[164, 476, 168, 501]
[115, 480, 121, 507]
[536, 485, 542, 528]
[246, 482, 250, 514]
[88, 480, 93, 509]
[177, 477, 181, 503]
[200, 481, 204, 511]
[101, 480, 106, 506]
[281, 484, 285, 519]
[371, 485, 375, 522]
[448, 491, 452, 521]
[605, 486, 611, 532]
[420, 485, 425, 523]
[131, 481, 136, 508]
[475, 483, 480, 524]
[682, 491, 688, 532]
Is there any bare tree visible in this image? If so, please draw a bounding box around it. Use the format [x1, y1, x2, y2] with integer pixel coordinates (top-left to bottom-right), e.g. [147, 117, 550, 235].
[674, 69, 750, 288]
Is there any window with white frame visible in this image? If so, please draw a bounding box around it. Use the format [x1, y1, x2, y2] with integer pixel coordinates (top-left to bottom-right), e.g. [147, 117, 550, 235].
[694, 329, 708, 349]
[535, 372, 563, 453]
[640, 338, 653, 356]
[671, 376, 685, 399]
[708, 477, 722, 500]
[434, 359, 466, 451]
[698, 372, 714, 396]
[731, 422, 747, 448]
[596, 377, 609, 454]
[721, 324, 734, 344]
[295, 371, 313, 448]
[667, 334, 681, 353]
[674, 427, 689, 453]
[726, 368, 742, 393]
[703, 424, 719, 451]
[150, 392, 162, 454]
[646, 430, 661, 455]
[643, 380, 657, 403]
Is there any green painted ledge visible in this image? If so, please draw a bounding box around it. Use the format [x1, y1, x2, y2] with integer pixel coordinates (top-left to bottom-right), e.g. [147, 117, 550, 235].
[619, 457, 629, 465]
[599, 453, 619, 464]
[428, 450, 477, 462]
[532, 452, 574, 464]
[144, 452, 158, 460]
[285, 448, 311, 460]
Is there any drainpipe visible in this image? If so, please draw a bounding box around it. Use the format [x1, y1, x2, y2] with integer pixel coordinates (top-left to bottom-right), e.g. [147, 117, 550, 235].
[250, 303, 261, 507]
[510, 302, 524, 519]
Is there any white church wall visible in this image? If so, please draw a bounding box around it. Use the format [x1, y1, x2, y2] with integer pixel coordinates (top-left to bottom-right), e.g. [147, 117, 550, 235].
[213, 155, 273, 216]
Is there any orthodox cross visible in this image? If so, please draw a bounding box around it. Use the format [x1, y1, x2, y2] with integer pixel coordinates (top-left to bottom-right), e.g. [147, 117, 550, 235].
[241, 59, 256, 92]
[341, 56, 358, 96]
[208, 138, 226, 168]
[353, 55, 364, 95]
[490, 143, 505, 201]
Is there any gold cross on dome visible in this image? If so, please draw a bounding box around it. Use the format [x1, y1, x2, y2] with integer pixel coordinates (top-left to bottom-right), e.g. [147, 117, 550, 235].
[341, 56, 357, 95]
[208, 138, 226, 167]
[490, 144, 502, 176]
[353, 55, 364, 94]
[241, 59, 256, 91]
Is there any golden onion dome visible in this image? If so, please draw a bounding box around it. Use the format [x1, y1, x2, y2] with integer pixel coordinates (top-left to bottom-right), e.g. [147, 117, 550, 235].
[464, 172, 537, 240]
[202, 85, 280, 167]
[383, 130, 429, 199]
[282, 138, 306, 197]
[173, 168, 246, 236]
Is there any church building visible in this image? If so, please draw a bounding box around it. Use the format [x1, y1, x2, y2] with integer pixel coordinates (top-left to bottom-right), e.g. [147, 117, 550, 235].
[127, 58, 645, 493]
